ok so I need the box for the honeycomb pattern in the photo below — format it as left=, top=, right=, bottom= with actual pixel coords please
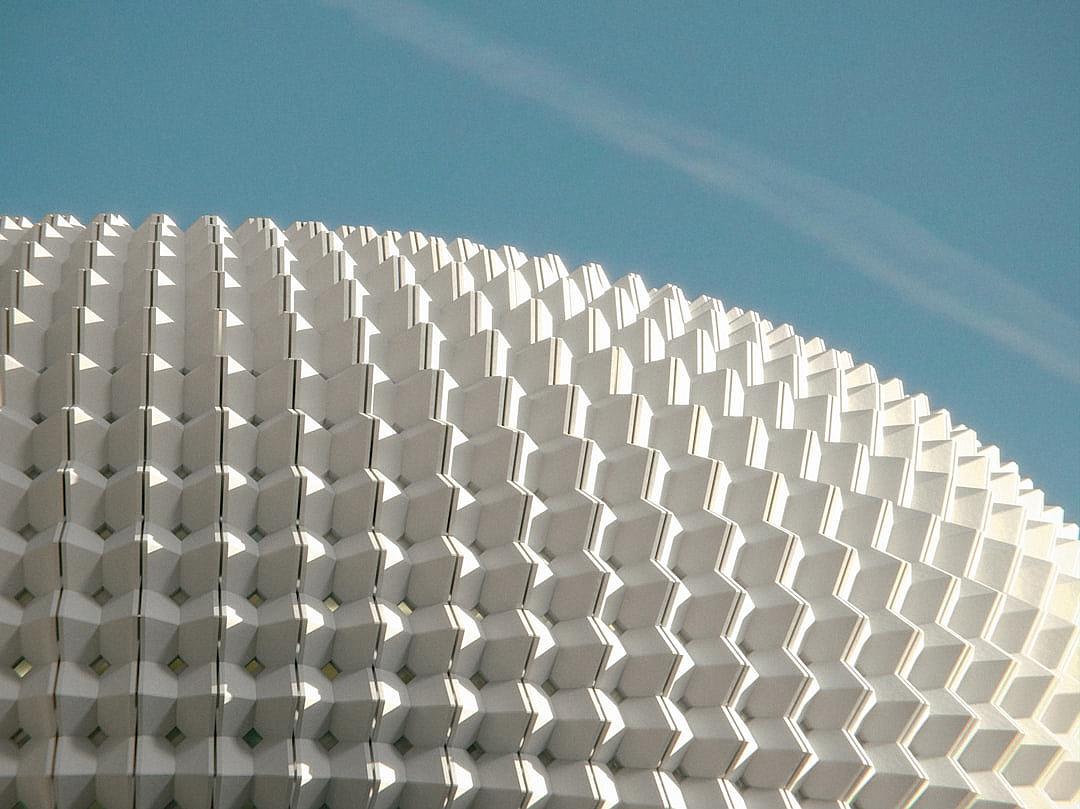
left=0, top=212, right=1077, bottom=809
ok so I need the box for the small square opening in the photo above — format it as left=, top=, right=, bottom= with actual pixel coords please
left=242, top=727, right=262, bottom=749
left=90, top=655, right=110, bottom=676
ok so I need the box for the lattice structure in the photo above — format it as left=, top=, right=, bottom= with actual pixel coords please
left=0, top=212, right=1077, bottom=809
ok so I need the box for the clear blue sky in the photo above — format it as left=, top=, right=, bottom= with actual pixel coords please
left=2, top=1, right=1077, bottom=516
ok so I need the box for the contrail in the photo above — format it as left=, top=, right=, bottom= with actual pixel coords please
left=326, top=0, right=1080, bottom=384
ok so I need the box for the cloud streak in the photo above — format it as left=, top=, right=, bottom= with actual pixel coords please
left=329, top=0, right=1080, bottom=384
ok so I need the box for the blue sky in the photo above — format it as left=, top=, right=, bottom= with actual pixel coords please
left=2, top=1, right=1077, bottom=515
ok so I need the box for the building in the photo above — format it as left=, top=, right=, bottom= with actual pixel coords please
left=0, top=212, right=1076, bottom=808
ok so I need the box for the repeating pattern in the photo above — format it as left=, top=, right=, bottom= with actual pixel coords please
left=0, top=212, right=1076, bottom=809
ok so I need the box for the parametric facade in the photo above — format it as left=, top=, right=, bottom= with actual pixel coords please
left=0, top=212, right=1077, bottom=809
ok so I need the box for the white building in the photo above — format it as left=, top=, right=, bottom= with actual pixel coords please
left=0, top=212, right=1076, bottom=808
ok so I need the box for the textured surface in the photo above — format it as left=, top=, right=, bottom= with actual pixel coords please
left=0, top=212, right=1077, bottom=809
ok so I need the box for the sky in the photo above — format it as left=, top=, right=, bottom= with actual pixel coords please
left=2, top=1, right=1077, bottom=517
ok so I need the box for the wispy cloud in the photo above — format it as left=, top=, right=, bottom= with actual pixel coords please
left=328, top=0, right=1080, bottom=384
